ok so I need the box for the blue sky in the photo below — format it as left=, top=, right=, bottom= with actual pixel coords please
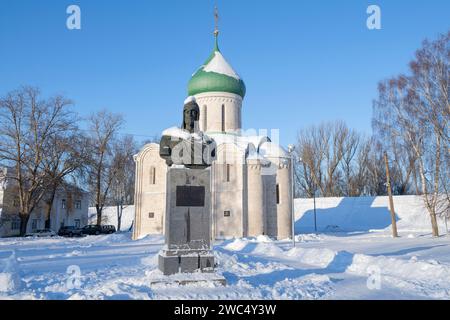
left=0, top=0, right=449, bottom=146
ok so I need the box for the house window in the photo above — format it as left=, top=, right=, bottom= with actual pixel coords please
left=148, top=212, right=154, bottom=219
left=224, top=211, right=231, bottom=217
left=276, top=184, right=280, bottom=204
left=150, top=167, right=156, bottom=185
left=74, top=219, right=81, bottom=228
left=226, top=164, right=231, bottom=182
left=75, top=200, right=81, bottom=210
left=62, top=199, right=66, bottom=209
left=221, top=104, right=225, bottom=132
left=11, top=220, right=20, bottom=230
left=31, top=219, right=38, bottom=231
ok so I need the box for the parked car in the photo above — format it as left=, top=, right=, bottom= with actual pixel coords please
left=58, top=226, right=83, bottom=237
left=81, top=225, right=102, bottom=235
left=25, top=229, right=57, bottom=238
left=81, top=224, right=116, bottom=235
left=101, top=225, right=116, bottom=234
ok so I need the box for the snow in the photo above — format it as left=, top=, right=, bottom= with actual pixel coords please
left=161, top=127, right=192, bottom=141
left=88, top=206, right=134, bottom=231
left=258, top=142, right=289, bottom=159
left=295, top=195, right=448, bottom=234
left=0, top=228, right=450, bottom=299
left=184, top=96, right=196, bottom=105
left=203, top=51, right=241, bottom=80
left=1, top=195, right=450, bottom=300
left=0, top=250, right=20, bottom=293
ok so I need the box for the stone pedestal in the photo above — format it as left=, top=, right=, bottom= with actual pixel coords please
left=158, top=167, right=217, bottom=276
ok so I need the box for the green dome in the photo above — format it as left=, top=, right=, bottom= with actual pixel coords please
left=188, top=38, right=246, bottom=98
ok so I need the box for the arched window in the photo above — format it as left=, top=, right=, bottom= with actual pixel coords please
left=223, top=163, right=231, bottom=182
left=276, top=184, right=280, bottom=204
left=203, top=105, right=207, bottom=131
left=150, top=166, right=156, bottom=185
left=221, top=104, right=225, bottom=132
left=237, top=106, right=241, bottom=128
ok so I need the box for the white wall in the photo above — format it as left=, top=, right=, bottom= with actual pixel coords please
left=195, top=92, right=243, bottom=133
left=88, top=205, right=135, bottom=231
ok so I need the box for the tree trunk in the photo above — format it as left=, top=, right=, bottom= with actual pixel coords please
left=418, top=158, right=439, bottom=237
left=384, top=152, right=399, bottom=238
left=117, top=203, right=122, bottom=232
left=45, top=187, right=57, bottom=229
left=430, top=210, right=439, bottom=237
left=96, top=205, right=102, bottom=226
left=431, top=132, right=441, bottom=237
left=19, top=213, right=30, bottom=236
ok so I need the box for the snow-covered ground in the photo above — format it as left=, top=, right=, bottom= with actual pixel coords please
left=0, top=230, right=449, bottom=300
left=0, top=195, right=449, bottom=300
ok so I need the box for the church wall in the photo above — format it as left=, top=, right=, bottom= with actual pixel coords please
left=263, top=173, right=278, bottom=237
left=246, top=159, right=265, bottom=237
left=133, top=144, right=167, bottom=240
left=213, top=144, right=245, bottom=238
left=194, top=92, right=242, bottom=133
left=276, top=162, right=293, bottom=239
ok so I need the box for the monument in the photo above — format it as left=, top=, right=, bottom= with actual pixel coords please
left=155, top=97, right=225, bottom=284
left=133, top=8, right=293, bottom=243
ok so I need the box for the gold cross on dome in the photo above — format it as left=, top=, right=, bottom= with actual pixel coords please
left=214, top=5, right=219, bottom=37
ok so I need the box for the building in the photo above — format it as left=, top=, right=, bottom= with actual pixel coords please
left=133, top=28, right=293, bottom=241
left=0, top=167, right=89, bottom=237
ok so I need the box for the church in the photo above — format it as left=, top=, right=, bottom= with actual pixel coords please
left=132, top=21, right=293, bottom=241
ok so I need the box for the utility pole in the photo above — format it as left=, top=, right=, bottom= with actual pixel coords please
left=313, top=185, right=317, bottom=234
left=384, top=152, right=399, bottom=238
left=288, top=145, right=296, bottom=248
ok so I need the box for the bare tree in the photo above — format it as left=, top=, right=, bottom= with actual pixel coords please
left=0, top=87, right=76, bottom=235
left=295, top=121, right=363, bottom=198
left=40, top=102, right=87, bottom=228
left=108, top=135, right=137, bottom=231
left=373, top=31, right=449, bottom=237
left=85, top=110, right=124, bottom=226
left=339, top=125, right=360, bottom=196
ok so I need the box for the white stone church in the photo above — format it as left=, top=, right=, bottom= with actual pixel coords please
left=132, top=32, right=293, bottom=241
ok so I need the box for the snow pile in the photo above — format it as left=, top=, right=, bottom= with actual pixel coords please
left=295, top=195, right=447, bottom=234
left=252, top=242, right=285, bottom=257
left=346, top=253, right=450, bottom=299
left=203, top=51, right=240, bottom=79
left=295, top=233, right=324, bottom=243
left=223, top=238, right=247, bottom=251
left=0, top=251, right=20, bottom=293
left=286, top=247, right=337, bottom=268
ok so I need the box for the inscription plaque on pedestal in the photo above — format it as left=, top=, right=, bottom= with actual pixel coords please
left=158, top=167, right=215, bottom=275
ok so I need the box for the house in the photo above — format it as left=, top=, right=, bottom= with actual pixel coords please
left=0, top=167, right=89, bottom=237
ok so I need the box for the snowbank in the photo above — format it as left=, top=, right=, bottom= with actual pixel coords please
left=0, top=251, right=20, bottom=293
left=295, top=195, right=447, bottom=234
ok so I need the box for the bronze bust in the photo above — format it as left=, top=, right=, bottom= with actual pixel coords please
left=159, top=98, right=216, bottom=168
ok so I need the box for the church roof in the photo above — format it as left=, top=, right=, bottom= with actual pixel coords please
left=188, top=37, right=246, bottom=98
